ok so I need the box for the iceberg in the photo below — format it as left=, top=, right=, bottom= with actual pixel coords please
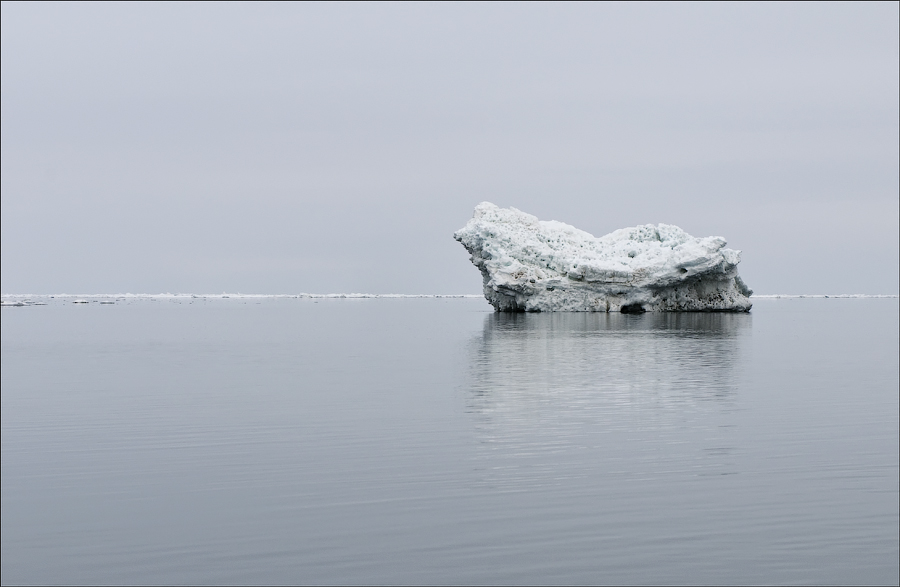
left=454, top=202, right=752, bottom=312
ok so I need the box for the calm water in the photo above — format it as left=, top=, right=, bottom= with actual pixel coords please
left=1, top=297, right=898, bottom=585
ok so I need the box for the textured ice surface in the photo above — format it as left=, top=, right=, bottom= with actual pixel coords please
left=454, top=202, right=753, bottom=312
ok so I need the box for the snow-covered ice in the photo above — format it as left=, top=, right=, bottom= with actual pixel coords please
left=454, top=202, right=753, bottom=312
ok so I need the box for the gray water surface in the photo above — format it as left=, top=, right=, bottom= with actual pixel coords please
left=2, top=298, right=898, bottom=584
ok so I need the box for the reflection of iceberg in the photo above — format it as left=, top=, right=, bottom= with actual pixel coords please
left=465, top=312, right=751, bottom=494
left=454, top=202, right=752, bottom=312
left=468, top=312, right=749, bottom=426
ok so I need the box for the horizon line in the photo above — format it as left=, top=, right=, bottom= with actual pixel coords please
left=2, top=293, right=898, bottom=299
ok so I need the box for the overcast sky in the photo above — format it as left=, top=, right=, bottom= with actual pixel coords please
left=2, top=2, right=897, bottom=294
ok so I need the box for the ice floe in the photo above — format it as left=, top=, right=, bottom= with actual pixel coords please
left=0, top=293, right=482, bottom=302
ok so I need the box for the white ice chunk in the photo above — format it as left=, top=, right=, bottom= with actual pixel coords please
left=454, top=202, right=753, bottom=312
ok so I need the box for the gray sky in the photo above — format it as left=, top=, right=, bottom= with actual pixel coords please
left=2, top=2, right=898, bottom=294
